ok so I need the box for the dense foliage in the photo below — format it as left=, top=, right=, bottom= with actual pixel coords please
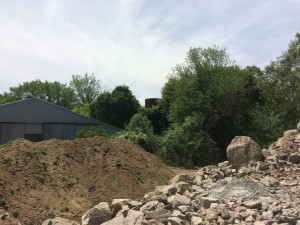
left=1, top=33, right=299, bottom=168
left=90, top=85, right=140, bottom=129
left=70, top=73, right=101, bottom=105
left=114, top=113, right=161, bottom=153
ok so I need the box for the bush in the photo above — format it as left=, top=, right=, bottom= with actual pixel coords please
left=114, top=131, right=161, bottom=154
left=76, top=127, right=107, bottom=138
left=159, top=116, right=220, bottom=168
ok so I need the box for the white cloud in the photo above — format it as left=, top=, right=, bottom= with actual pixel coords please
left=0, top=0, right=299, bottom=104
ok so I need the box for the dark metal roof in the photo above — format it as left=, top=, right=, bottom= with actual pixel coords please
left=0, top=96, right=119, bottom=130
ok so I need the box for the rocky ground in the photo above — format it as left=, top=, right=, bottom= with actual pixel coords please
left=40, top=123, right=300, bottom=225
left=0, top=137, right=175, bottom=225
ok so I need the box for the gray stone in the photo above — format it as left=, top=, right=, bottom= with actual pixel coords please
left=288, top=153, right=300, bottom=164
left=155, top=185, right=177, bottom=196
left=102, top=215, right=125, bottom=225
left=82, top=202, right=112, bottom=225
left=140, top=201, right=160, bottom=212
left=124, top=210, right=144, bottom=225
left=175, top=182, right=190, bottom=195
left=42, top=217, right=79, bottom=225
left=168, top=216, right=185, bottom=225
left=202, top=197, right=219, bottom=209
left=243, top=200, right=262, bottom=209
left=261, top=148, right=271, bottom=158
left=190, top=216, right=203, bottom=225
left=297, top=122, right=300, bottom=133
left=168, top=193, right=191, bottom=209
left=171, top=174, right=194, bottom=184
left=227, top=136, right=263, bottom=169
left=145, top=209, right=172, bottom=223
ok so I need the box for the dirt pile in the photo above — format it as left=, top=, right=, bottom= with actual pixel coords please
left=0, top=137, right=175, bottom=225
left=75, top=125, right=300, bottom=225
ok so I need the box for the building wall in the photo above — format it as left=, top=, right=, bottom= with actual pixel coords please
left=0, top=122, right=111, bottom=145
left=0, top=97, right=121, bottom=145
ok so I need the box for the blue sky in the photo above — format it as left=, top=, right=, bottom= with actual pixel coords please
left=0, top=0, right=299, bottom=104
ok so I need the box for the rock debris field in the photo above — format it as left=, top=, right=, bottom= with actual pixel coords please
left=2, top=122, right=300, bottom=225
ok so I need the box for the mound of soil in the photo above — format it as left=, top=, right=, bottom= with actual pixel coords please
left=0, top=137, right=175, bottom=225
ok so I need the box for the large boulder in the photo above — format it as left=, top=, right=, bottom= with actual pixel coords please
left=227, top=136, right=263, bottom=169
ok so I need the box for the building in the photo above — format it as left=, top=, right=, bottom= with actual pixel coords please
left=0, top=96, right=120, bottom=145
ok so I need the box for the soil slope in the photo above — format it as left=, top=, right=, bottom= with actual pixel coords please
left=0, top=137, right=175, bottom=225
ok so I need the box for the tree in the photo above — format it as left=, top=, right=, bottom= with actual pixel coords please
left=263, top=33, right=300, bottom=128
left=0, top=92, right=16, bottom=105
left=160, top=115, right=219, bottom=167
left=70, top=73, right=101, bottom=105
left=114, top=113, right=160, bottom=153
left=9, top=80, right=76, bottom=109
left=160, top=46, right=264, bottom=164
left=90, top=85, right=140, bottom=128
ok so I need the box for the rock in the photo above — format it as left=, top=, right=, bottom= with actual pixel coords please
left=101, top=215, right=125, bottom=225
left=140, top=201, right=160, bottom=212
left=297, top=122, right=300, bottom=132
left=111, top=199, right=139, bottom=216
left=82, top=202, right=112, bottom=225
left=154, top=185, right=177, bottom=196
left=89, top=124, right=300, bottom=225
left=190, top=216, right=203, bottom=225
left=202, top=197, right=219, bottom=209
left=168, top=216, right=185, bottom=225
left=124, top=210, right=144, bottom=225
left=145, top=209, right=172, bottom=223
left=284, top=129, right=297, bottom=137
left=288, top=153, right=300, bottom=164
left=141, top=220, right=163, bottom=225
left=262, top=148, right=271, bottom=157
left=42, top=217, right=79, bottom=225
left=175, top=182, right=190, bottom=195
left=167, top=193, right=191, bottom=209
left=227, top=136, right=263, bottom=169
left=243, top=200, right=262, bottom=209
left=171, top=174, right=194, bottom=184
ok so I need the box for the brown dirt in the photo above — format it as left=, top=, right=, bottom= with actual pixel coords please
left=0, top=137, right=175, bottom=225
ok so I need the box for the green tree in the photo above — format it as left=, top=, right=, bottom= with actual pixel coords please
left=263, top=33, right=300, bottom=128
left=160, top=115, right=219, bottom=167
left=9, top=80, right=76, bottom=109
left=90, top=85, right=140, bottom=128
left=137, top=105, right=169, bottom=135
left=114, top=113, right=160, bottom=153
left=70, top=73, right=101, bottom=105
left=0, top=92, right=16, bottom=105
left=126, top=113, right=154, bottom=134
left=160, top=46, right=264, bottom=164
left=73, top=102, right=91, bottom=117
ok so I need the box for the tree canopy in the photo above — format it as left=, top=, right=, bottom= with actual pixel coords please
left=90, top=85, right=140, bottom=128
left=70, top=73, right=101, bottom=105
left=6, top=80, right=76, bottom=109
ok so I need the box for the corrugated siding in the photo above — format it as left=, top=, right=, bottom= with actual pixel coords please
left=43, top=124, right=75, bottom=140
left=0, top=124, right=24, bottom=144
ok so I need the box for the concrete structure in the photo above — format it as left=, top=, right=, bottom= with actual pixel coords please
left=0, top=96, right=120, bottom=144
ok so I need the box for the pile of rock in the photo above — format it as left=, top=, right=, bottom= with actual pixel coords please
left=42, top=124, right=300, bottom=225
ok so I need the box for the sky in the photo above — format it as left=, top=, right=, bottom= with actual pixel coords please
left=0, top=0, right=299, bottom=105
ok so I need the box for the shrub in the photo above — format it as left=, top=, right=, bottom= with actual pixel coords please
left=114, top=131, right=161, bottom=154
left=114, top=113, right=161, bottom=153
left=76, top=127, right=107, bottom=138
left=159, top=116, right=220, bottom=168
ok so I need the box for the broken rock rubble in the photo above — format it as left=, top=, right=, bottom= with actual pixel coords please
left=44, top=123, right=300, bottom=225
